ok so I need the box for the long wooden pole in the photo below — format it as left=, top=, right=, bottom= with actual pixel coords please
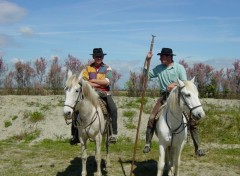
left=129, top=34, right=156, bottom=176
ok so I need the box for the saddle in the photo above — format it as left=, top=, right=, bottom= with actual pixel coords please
left=155, top=103, right=167, bottom=120
left=98, top=98, right=109, bottom=117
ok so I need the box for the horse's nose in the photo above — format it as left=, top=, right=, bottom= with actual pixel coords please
left=63, top=111, right=71, bottom=117
left=196, top=111, right=205, bottom=119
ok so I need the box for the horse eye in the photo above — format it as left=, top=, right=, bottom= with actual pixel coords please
left=185, top=94, right=191, bottom=97
left=76, top=89, right=79, bottom=93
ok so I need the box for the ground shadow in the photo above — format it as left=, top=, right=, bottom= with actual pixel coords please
left=119, top=158, right=170, bottom=176
left=56, top=156, right=107, bottom=176
left=119, top=158, right=159, bottom=176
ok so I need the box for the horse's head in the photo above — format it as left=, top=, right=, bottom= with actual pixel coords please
left=63, top=70, right=83, bottom=120
left=63, top=70, right=100, bottom=121
left=177, top=77, right=205, bottom=121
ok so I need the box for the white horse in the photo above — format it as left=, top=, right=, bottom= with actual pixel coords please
left=155, top=78, right=205, bottom=176
left=63, top=70, right=110, bottom=176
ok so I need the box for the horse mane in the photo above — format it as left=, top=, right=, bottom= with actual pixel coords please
left=167, top=80, right=198, bottom=110
left=81, top=78, right=99, bottom=108
left=66, top=73, right=99, bottom=108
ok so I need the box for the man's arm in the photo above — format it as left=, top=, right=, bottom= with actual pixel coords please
left=88, top=79, right=109, bottom=88
left=144, top=52, right=153, bottom=69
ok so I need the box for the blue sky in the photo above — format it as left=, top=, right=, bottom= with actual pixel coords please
left=0, top=0, right=240, bottom=86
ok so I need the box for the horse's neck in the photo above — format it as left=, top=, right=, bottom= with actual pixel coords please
left=76, top=101, right=99, bottom=123
left=166, top=97, right=183, bottom=128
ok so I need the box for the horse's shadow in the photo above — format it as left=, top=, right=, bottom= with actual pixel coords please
left=56, top=156, right=107, bottom=176
left=119, top=158, right=169, bottom=176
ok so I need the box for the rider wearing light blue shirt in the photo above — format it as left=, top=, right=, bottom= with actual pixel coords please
left=142, top=48, right=205, bottom=157
left=148, top=62, right=187, bottom=92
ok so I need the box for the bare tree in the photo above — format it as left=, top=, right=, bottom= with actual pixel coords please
left=64, top=54, right=85, bottom=75
left=34, top=57, right=47, bottom=85
left=111, top=69, right=122, bottom=91
left=0, top=57, right=8, bottom=87
left=46, top=57, right=64, bottom=93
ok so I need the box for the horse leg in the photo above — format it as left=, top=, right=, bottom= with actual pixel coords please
left=173, top=144, right=184, bottom=176
left=80, top=138, right=88, bottom=176
left=105, top=134, right=111, bottom=167
left=157, top=145, right=165, bottom=176
left=95, top=134, right=102, bottom=176
left=168, top=147, right=175, bottom=176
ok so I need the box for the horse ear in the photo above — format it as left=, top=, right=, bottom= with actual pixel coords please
left=177, top=79, right=185, bottom=87
left=78, top=70, right=83, bottom=81
left=67, top=70, right=72, bottom=78
left=191, top=76, right=195, bottom=83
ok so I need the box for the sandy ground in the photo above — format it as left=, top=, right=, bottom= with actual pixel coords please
left=0, top=95, right=151, bottom=142
left=1, top=95, right=240, bottom=142
left=0, top=95, right=240, bottom=176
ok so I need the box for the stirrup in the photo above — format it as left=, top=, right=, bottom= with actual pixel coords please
left=195, top=149, right=205, bottom=156
left=143, top=144, right=151, bottom=153
left=109, top=134, right=117, bottom=143
left=69, top=137, right=79, bottom=145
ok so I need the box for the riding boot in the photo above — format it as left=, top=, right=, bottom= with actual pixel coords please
left=143, top=127, right=154, bottom=153
left=190, top=127, right=205, bottom=156
left=70, top=121, right=80, bottom=145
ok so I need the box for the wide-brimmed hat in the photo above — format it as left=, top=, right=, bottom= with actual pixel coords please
left=90, top=48, right=107, bottom=57
left=157, top=48, right=176, bottom=56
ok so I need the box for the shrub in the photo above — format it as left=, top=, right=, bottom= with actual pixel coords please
left=29, top=111, right=44, bottom=123
left=4, top=121, right=12, bottom=128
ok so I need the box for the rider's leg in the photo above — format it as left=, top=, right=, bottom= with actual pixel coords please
left=106, top=95, right=118, bottom=142
left=70, top=112, right=80, bottom=145
left=143, top=99, right=162, bottom=153
left=190, top=120, right=205, bottom=156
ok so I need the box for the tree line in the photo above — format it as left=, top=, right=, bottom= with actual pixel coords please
left=0, top=55, right=240, bottom=99
left=0, top=55, right=121, bottom=95
left=125, top=59, right=240, bottom=99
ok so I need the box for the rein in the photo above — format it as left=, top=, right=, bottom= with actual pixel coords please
left=63, top=83, right=83, bottom=125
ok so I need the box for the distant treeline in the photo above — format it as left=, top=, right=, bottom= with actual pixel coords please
left=0, top=56, right=240, bottom=99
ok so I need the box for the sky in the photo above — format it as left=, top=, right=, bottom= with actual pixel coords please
left=0, top=0, right=240, bottom=87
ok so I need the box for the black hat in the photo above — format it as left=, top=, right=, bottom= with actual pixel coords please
left=157, top=48, right=176, bottom=56
left=90, top=48, right=107, bottom=57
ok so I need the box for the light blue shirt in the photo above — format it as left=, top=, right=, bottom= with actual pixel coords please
left=145, top=62, right=187, bottom=92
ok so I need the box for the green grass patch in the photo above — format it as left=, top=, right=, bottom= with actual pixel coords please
left=12, top=115, right=18, bottom=120
left=199, top=104, right=240, bottom=144
left=4, top=120, right=12, bottom=128
left=29, top=111, right=44, bottom=123
left=123, top=110, right=136, bottom=118
left=4, top=130, right=41, bottom=143
left=40, top=104, right=50, bottom=111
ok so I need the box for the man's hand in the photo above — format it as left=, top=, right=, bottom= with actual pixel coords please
left=167, top=83, right=177, bottom=92
left=146, top=51, right=153, bottom=61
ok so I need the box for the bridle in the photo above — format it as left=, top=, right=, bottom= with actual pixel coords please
left=166, top=85, right=203, bottom=147
left=178, top=85, right=202, bottom=119
left=63, top=82, right=83, bottom=124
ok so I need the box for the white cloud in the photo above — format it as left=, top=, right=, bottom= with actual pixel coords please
left=0, top=1, right=26, bottom=24
left=19, top=26, right=34, bottom=37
